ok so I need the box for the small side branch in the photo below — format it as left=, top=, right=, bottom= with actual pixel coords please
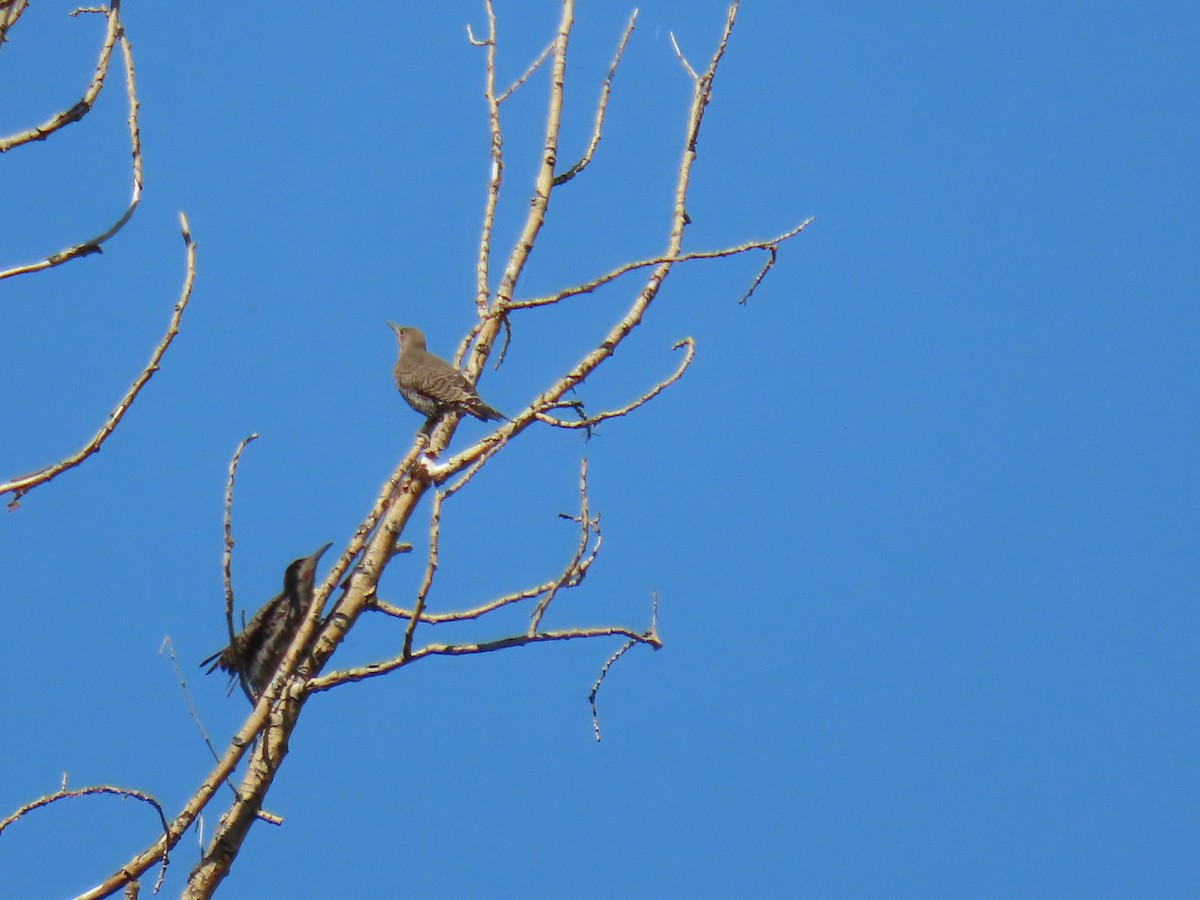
left=1, top=213, right=197, bottom=508
left=369, top=496, right=603, bottom=627
left=536, top=337, right=694, bottom=431
left=0, top=4, right=144, bottom=279
left=504, top=220, right=812, bottom=311
left=529, top=457, right=596, bottom=632
left=221, top=434, right=260, bottom=704
left=0, top=2, right=121, bottom=154
left=401, top=490, right=443, bottom=660
left=553, top=9, right=638, bottom=186
left=309, top=626, right=661, bottom=693
left=668, top=30, right=698, bottom=80
left=159, top=637, right=283, bottom=825
left=738, top=244, right=778, bottom=305
left=0, top=776, right=171, bottom=893
left=470, top=0, right=502, bottom=315
left=498, top=41, right=552, bottom=102
left=590, top=590, right=659, bottom=742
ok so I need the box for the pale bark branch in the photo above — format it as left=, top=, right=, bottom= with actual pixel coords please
left=0, top=776, right=171, bottom=894
left=553, top=9, right=637, bottom=186
left=0, top=2, right=144, bottom=280
left=0, top=0, right=31, bottom=52
left=504, top=219, right=812, bottom=311
left=0, top=2, right=120, bottom=154
left=498, top=40, right=553, bottom=102
left=1, top=213, right=197, bottom=507
left=308, top=625, right=660, bottom=693
left=535, top=337, right=695, bottom=431
left=668, top=30, right=698, bottom=80
left=221, top=435, right=261, bottom=704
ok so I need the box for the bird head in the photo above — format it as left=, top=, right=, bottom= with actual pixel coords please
left=386, top=322, right=426, bottom=355
left=282, top=542, right=333, bottom=600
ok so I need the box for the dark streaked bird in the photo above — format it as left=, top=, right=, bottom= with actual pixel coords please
left=387, top=323, right=505, bottom=423
left=201, top=542, right=332, bottom=702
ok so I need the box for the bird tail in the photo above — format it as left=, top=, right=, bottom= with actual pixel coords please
left=467, top=399, right=506, bottom=422
left=199, top=648, right=228, bottom=674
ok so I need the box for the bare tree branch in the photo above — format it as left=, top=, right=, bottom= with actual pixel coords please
left=159, top=637, right=284, bottom=826
left=498, top=40, right=552, bottom=102
left=0, top=2, right=121, bottom=154
left=737, top=243, right=779, bottom=304
left=0, top=776, right=171, bottom=893
left=553, top=9, right=637, bottom=186
left=668, top=30, right=698, bottom=80
left=401, top=489, right=443, bottom=660
left=0, top=0, right=31, bottom=52
left=221, top=435, right=261, bottom=704
left=504, top=220, right=812, bottom=311
left=0, top=1, right=144, bottom=280
left=529, top=457, right=596, bottom=631
left=470, top=0, right=502, bottom=316
left=310, top=626, right=660, bottom=693
left=1, top=213, right=197, bottom=508
left=535, top=337, right=695, bottom=431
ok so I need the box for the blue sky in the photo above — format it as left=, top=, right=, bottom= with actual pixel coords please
left=1, top=1, right=1197, bottom=896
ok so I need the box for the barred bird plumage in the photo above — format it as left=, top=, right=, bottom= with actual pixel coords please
left=201, top=542, right=332, bottom=702
left=387, top=323, right=505, bottom=423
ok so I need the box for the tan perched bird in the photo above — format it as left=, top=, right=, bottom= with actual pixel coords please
left=387, top=323, right=505, bottom=423
left=201, top=542, right=332, bottom=702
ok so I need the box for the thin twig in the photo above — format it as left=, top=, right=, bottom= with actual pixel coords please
left=529, top=457, right=593, bottom=632
left=1, top=212, right=197, bottom=507
left=159, top=636, right=283, bottom=826
left=309, top=625, right=660, bottom=693
left=589, top=590, right=659, bottom=740
left=498, top=41, right=553, bottom=102
left=370, top=496, right=604, bottom=626
left=472, top=0, right=502, bottom=316
left=402, top=490, right=443, bottom=659
left=0, top=1, right=120, bottom=154
left=0, top=3, right=144, bottom=279
left=535, top=337, right=695, bottom=430
left=554, top=9, right=637, bottom=186
left=0, top=777, right=172, bottom=892
left=589, top=639, right=635, bottom=741
left=668, top=30, right=697, bottom=80
left=504, top=220, right=812, bottom=311
left=221, top=434, right=260, bottom=704
left=738, top=244, right=778, bottom=305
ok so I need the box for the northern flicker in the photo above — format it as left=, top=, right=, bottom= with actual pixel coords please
left=387, top=323, right=505, bottom=423
left=201, top=542, right=332, bottom=702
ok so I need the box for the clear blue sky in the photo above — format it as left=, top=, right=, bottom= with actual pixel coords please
left=2, top=1, right=1197, bottom=897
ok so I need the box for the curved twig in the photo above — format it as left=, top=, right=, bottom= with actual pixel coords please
left=0, top=3, right=144, bottom=280
left=0, top=776, right=171, bottom=892
left=553, top=9, right=637, bottom=186
left=1, top=213, right=197, bottom=507
left=0, top=2, right=121, bottom=154
left=536, top=337, right=695, bottom=430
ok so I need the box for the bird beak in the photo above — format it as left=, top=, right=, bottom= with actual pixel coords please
left=386, top=321, right=401, bottom=335
left=311, top=542, right=333, bottom=562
